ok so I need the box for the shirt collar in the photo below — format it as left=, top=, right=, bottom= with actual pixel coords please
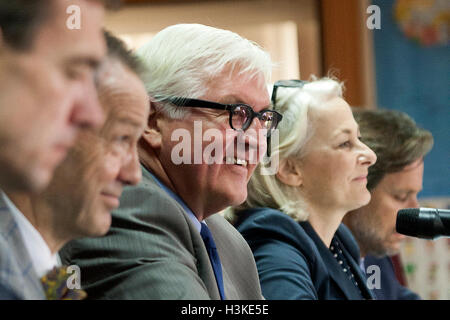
left=1, top=192, right=60, bottom=278
left=359, top=257, right=366, bottom=273
left=148, top=171, right=202, bottom=233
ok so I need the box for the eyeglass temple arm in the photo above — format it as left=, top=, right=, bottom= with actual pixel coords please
left=163, top=97, right=230, bottom=111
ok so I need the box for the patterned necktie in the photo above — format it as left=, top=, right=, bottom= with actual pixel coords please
left=200, top=223, right=226, bottom=300
left=40, top=266, right=87, bottom=300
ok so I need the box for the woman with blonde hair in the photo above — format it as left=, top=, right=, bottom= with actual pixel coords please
left=233, top=78, right=377, bottom=299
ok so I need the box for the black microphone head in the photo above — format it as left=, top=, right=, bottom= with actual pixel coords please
left=396, top=208, right=421, bottom=237
left=396, top=207, right=449, bottom=240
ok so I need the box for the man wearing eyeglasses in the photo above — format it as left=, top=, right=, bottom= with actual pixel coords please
left=60, top=24, right=280, bottom=299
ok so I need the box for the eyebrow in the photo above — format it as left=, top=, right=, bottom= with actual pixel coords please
left=219, top=95, right=271, bottom=110
left=115, top=116, right=144, bottom=129
left=69, top=56, right=102, bottom=70
left=333, top=129, right=352, bottom=138
left=218, top=95, right=243, bottom=104
left=333, top=126, right=361, bottom=138
left=395, top=188, right=423, bottom=195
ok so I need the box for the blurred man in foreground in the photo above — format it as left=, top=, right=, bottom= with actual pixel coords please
left=0, top=31, right=149, bottom=299
left=0, top=0, right=106, bottom=192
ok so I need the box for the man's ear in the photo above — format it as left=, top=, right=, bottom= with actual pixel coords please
left=276, top=158, right=303, bottom=187
left=141, top=101, right=162, bottom=149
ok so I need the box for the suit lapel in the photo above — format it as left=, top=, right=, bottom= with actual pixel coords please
left=0, top=195, right=45, bottom=299
left=336, top=228, right=376, bottom=300
left=301, top=221, right=365, bottom=300
left=142, top=168, right=221, bottom=299
left=205, top=215, right=240, bottom=299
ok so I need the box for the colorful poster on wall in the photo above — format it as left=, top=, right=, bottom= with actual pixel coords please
left=372, top=0, right=449, bottom=198
left=394, top=0, right=449, bottom=47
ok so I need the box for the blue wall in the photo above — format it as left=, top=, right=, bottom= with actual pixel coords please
left=372, top=0, right=449, bottom=197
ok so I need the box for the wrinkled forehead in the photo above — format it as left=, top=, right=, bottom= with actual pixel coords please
left=98, top=67, right=149, bottom=128
left=206, top=68, right=270, bottom=108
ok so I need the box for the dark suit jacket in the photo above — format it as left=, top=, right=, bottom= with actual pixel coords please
left=363, top=255, right=420, bottom=300
left=59, top=165, right=263, bottom=299
left=235, top=207, right=375, bottom=300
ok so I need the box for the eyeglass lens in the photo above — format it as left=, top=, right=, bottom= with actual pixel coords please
left=231, top=105, right=276, bottom=132
left=231, top=106, right=251, bottom=130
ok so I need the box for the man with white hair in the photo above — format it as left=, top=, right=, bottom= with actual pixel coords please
left=60, top=23, right=281, bottom=299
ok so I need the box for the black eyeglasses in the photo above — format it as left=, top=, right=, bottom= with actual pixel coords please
left=160, top=96, right=283, bottom=137
left=271, top=79, right=308, bottom=107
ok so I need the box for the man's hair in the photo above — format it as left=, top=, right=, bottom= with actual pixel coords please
left=0, top=0, right=120, bottom=51
left=240, top=77, right=343, bottom=221
left=136, top=23, right=273, bottom=119
left=353, top=108, right=433, bottom=190
left=103, top=30, right=146, bottom=81
left=0, top=0, right=50, bottom=50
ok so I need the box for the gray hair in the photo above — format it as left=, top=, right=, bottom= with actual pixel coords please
left=241, top=76, right=344, bottom=221
left=136, top=23, right=272, bottom=119
left=103, top=30, right=147, bottom=82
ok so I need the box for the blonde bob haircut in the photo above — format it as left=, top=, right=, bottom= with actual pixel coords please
left=237, top=76, right=344, bottom=222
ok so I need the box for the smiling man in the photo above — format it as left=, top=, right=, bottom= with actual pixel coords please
left=343, top=108, right=433, bottom=300
left=60, top=24, right=278, bottom=299
left=0, top=31, right=148, bottom=299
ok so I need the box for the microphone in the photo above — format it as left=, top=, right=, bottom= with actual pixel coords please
left=396, top=208, right=450, bottom=240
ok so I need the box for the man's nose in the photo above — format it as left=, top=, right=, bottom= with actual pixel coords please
left=71, top=80, right=105, bottom=130
left=408, top=195, right=420, bottom=208
left=118, top=148, right=142, bottom=186
left=236, top=123, right=267, bottom=163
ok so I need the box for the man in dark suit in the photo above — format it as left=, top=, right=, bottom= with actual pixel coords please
left=0, top=0, right=107, bottom=193
left=0, top=32, right=148, bottom=299
left=344, top=109, right=433, bottom=300
left=60, top=23, right=280, bottom=299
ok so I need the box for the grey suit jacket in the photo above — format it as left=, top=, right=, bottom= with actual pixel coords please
left=60, top=165, right=264, bottom=299
left=0, top=193, right=45, bottom=300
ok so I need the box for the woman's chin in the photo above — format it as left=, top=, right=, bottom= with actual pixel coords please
left=348, top=191, right=372, bottom=212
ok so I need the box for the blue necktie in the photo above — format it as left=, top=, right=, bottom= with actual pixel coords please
left=200, top=223, right=226, bottom=300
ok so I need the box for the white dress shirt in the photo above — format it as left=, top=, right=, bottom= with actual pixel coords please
left=1, top=192, right=60, bottom=278
left=359, top=257, right=366, bottom=274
